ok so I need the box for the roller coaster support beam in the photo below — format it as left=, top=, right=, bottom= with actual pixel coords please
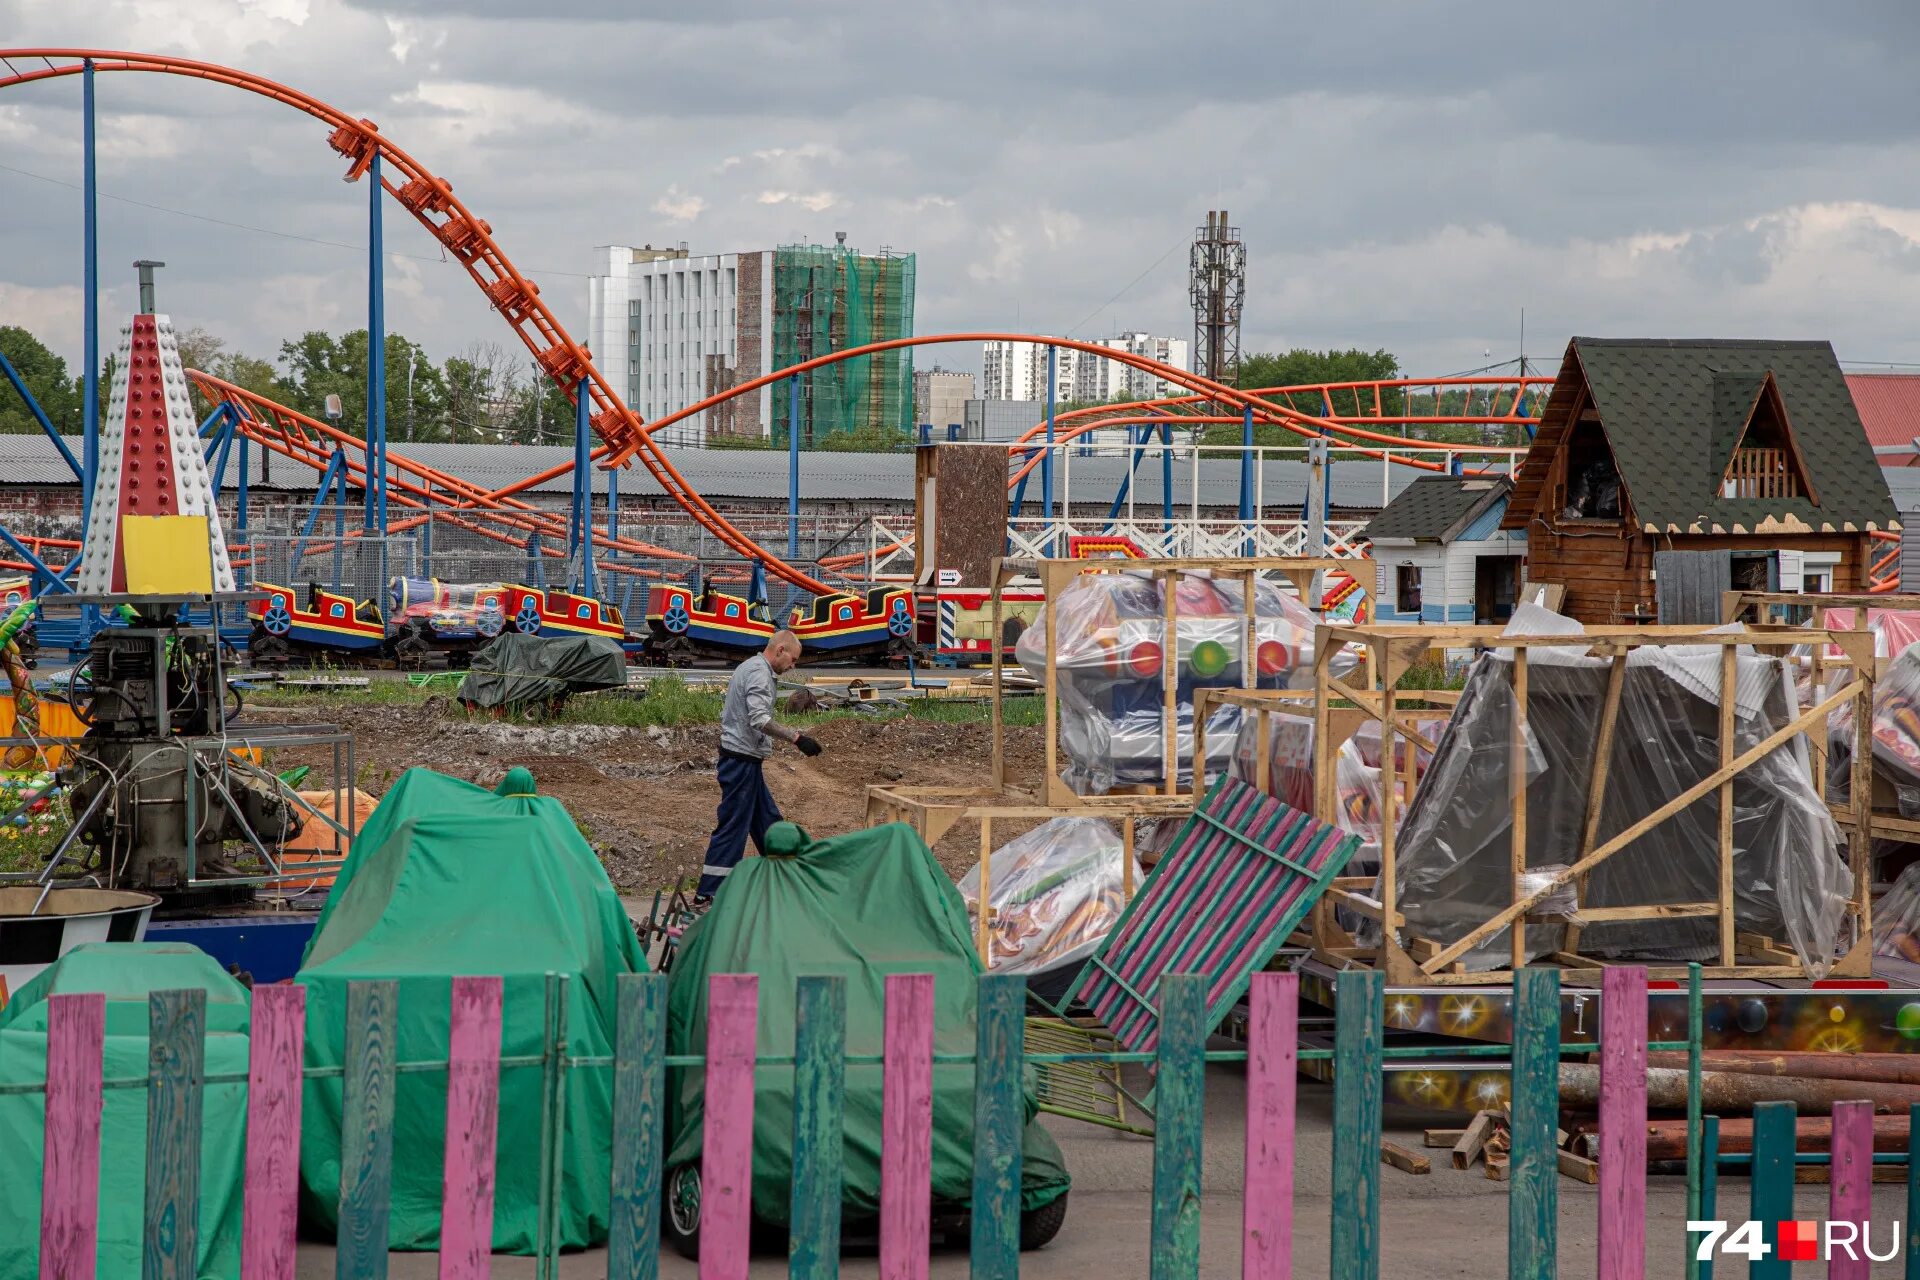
left=292, top=448, right=350, bottom=568
left=81, top=58, right=98, bottom=528
left=365, top=152, right=387, bottom=538
left=607, top=462, right=619, bottom=546
left=572, top=375, right=594, bottom=597
left=237, top=430, right=251, bottom=587
left=787, top=372, right=801, bottom=564
left=0, top=350, right=83, bottom=481
left=0, top=524, right=72, bottom=597
left=1044, top=344, right=1057, bottom=556
left=1162, top=420, right=1174, bottom=532
left=1240, top=403, right=1255, bottom=555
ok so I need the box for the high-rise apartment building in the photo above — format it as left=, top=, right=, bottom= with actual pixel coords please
left=979, top=333, right=1190, bottom=404
left=914, top=367, right=976, bottom=430
left=587, top=239, right=916, bottom=445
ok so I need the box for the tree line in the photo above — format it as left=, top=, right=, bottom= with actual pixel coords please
left=0, top=324, right=581, bottom=446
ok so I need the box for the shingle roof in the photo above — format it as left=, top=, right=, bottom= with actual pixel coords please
left=1505, top=338, right=1899, bottom=534
left=1362, top=474, right=1512, bottom=542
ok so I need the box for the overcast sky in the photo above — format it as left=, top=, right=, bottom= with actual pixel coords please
left=4, top=0, right=1920, bottom=386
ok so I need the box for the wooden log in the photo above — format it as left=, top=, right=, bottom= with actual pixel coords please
left=1641, top=1114, right=1910, bottom=1161
left=1380, top=1142, right=1431, bottom=1175
left=1559, top=1063, right=1920, bottom=1115
left=1423, top=1128, right=1468, bottom=1148
left=1645, top=1050, right=1920, bottom=1087
left=1485, top=1154, right=1511, bottom=1182
left=1557, top=1151, right=1600, bottom=1185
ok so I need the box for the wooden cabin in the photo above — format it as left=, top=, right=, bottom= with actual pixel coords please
left=1364, top=474, right=1525, bottom=623
left=1500, top=337, right=1900, bottom=624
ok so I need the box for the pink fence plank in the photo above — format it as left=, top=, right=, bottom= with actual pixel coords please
left=241, top=983, right=306, bottom=1280
left=702, top=974, right=758, bottom=1280
left=880, top=974, right=935, bottom=1280
left=1242, top=971, right=1297, bottom=1280
left=1597, top=967, right=1648, bottom=1280
left=39, top=992, right=105, bottom=1280
left=439, top=976, right=505, bottom=1280
left=1828, top=1100, right=1873, bottom=1280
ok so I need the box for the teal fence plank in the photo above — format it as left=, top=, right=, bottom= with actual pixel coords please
left=970, top=974, right=1025, bottom=1280
left=144, top=988, right=206, bottom=1280
left=790, top=976, right=847, bottom=1280
left=1150, top=973, right=1206, bottom=1280
left=1509, top=967, right=1560, bottom=1280
left=536, top=973, right=571, bottom=1280
left=1909, top=1103, right=1920, bottom=1280
left=1749, top=1101, right=1796, bottom=1280
left=609, top=973, right=669, bottom=1280
left=1700, top=1117, right=1720, bottom=1280
left=1330, top=968, right=1382, bottom=1280
left=336, top=980, right=398, bottom=1280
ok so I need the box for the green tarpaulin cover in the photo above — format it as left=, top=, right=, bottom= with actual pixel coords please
left=296, top=766, right=647, bottom=1253
left=0, top=943, right=251, bottom=1280
left=666, top=821, right=1070, bottom=1226
left=457, top=633, right=627, bottom=711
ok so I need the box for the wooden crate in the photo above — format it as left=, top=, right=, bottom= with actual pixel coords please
left=1305, top=621, right=1878, bottom=985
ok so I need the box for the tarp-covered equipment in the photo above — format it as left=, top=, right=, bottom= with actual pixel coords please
left=457, top=632, right=627, bottom=711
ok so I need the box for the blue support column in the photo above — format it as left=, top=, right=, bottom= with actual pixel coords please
left=81, top=59, right=99, bottom=526
left=573, top=376, right=595, bottom=597
left=365, top=152, right=387, bottom=535
left=787, top=372, right=801, bottom=562
left=1240, top=404, right=1255, bottom=556
left=607, top=461, right=620, bottom=545
left=1161, top=420, right=1174, bottom=533
left=0, top=350, right=83, bottom=479
left=1043, top=345, right=1057, bottom=556
left=236, top=432, right=250, bottom=587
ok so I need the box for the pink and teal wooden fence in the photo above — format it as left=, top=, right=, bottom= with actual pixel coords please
left=24, top=964, right=1721, bottom=1279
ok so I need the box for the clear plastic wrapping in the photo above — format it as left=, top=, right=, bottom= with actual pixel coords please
left=1828, top=644, right=1920, bottom=818
left=955, top=818, right=1143, bottom=975
left=1016, top=569, right=1341, bottom=794
left=1377, top=619, right=1851, bottom=975
left=1872, top=861, right=1920, bottom=962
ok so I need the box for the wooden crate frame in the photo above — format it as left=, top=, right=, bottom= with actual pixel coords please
left=1304, top=620, right=1878, bottom=985
left=865, top=554, right=1367, bottom=963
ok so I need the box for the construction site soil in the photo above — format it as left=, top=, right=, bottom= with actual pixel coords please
left=254, top=698, right=1047, bottom=892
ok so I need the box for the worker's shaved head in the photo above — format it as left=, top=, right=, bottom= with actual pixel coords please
left=766, top=629, right=802, bottom=672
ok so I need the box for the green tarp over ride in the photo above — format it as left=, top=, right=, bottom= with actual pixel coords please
left=0, top=943, right=251, bottom=1280
left=457, top=633, right=627, bottom=711
left=296, top=766, right=646, bottom=1253
left=666, top=821, right=1070, bottom=1226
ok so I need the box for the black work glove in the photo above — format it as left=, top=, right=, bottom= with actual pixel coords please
left=796, top=734, right=823, bottom=757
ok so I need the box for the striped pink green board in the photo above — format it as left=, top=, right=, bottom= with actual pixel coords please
left=1060, top=774, right=1360, bottom=1055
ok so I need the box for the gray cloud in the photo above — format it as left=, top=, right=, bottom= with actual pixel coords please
left=5, top=0, right=1920, bottom=392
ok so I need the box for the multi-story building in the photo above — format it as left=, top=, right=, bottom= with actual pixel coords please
left=979, top=332, right=1191, bottom=404
left=913, top=368, right=976, bottom=431
left=587, top=239, right=916, bottom=445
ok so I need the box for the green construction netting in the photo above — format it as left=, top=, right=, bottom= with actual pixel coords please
left=665, top=820, right=1069, bottom=1226
left=296, top=767, right=647, bottom=1253
left=0, top=943, right=252, bottom=1280
left=770, top=243, right=916, bottom=446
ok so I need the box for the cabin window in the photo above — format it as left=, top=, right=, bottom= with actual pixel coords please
left=1560, top=419, right=1622, bottom=520
left=838, top=605, right=854, bottom=621
left=577, top=604, right=592, bottom=619
left=725, top=603, right=739, bottom=618
left=329, top=603, right=346, bottom=618
left=1395, top=565, right=1423, bottom=615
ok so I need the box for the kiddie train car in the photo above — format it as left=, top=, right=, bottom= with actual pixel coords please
left=388, top=578, right=510, bottom=666
left=1015, top=569, right=1321, bottom=794
left=642, top=584, right=773, bottom=663
left=247, top=581, right=387, bottom=662
left=499, top=584, right=626, bottom=641
left=787, top=587, right=916, bottom=657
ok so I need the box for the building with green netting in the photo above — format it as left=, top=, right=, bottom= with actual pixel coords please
left=588, top=239, right=916, bottom=447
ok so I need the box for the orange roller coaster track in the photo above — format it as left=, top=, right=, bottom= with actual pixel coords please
left=2, top=48, right=1559, bottom=594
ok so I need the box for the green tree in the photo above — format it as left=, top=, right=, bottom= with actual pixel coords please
left=0, top=326, right=83, bottom=434
left=278, top=330, right=447, bottom=440
left=1200, top=347, right=1406, bottom=446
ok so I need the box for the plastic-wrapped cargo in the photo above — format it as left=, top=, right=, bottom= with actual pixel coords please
left=1015, top=568, right=1332, bottom=794
left=956, top=817, right=1142, bottom=977
left=1873, top=861, right=1920, bottom=962
left=1373, top=614, right=1851, bottom=974
left=1827, top=644, right=1920, bottom=819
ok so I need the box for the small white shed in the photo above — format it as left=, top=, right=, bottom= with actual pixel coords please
left=1364, top=475, right=1527, bottom=623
